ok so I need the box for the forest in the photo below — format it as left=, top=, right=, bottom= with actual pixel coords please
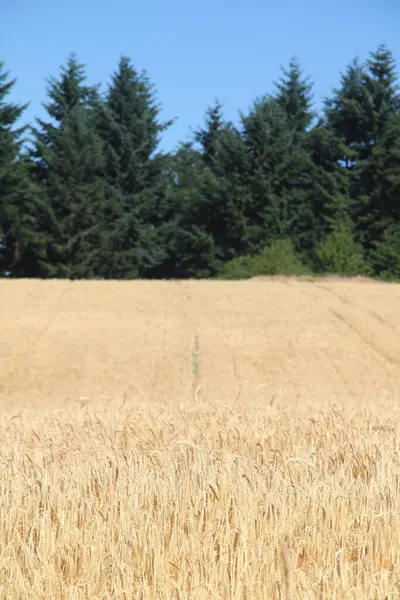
left=1, top=45, right=400, bottom=280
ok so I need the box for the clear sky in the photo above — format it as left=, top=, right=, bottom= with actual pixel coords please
left=2, top=0, right=399, bottom=152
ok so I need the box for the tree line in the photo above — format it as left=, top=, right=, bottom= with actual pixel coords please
left=1, top=45, right=400, bottom=280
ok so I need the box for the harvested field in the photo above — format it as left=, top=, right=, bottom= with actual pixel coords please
left=0, top=278, right=400, bottom=598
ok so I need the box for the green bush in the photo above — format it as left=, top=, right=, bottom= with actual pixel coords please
left=316, top=222, right=366, bottom=276
left=218, top=238, right=310, bottom=280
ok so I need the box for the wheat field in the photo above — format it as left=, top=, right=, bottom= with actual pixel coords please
left=1, top=277, right=400, bottom=599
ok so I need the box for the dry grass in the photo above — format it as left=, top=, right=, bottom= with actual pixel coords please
left=0, top=278, right=400, bottom=598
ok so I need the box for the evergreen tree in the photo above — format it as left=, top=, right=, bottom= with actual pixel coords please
left=36, top=106, right=109, bottom=278
left=357, top=50, right=400, bottom=254
left=192, top=101, right=249, bottom=264
left=241, top=96, right=291, bottom=249
left=30, top=55, right=109, bottom=278
left=0, top=61, right=44, bottom=277
left=325, top=45, right=400, bottom=258
left=97, top=56, right=173, bottom=278
left=31, top=53, right=100, bottom=179
left=163, top=143, right=217, bottom=277
left=275, top=58, right=314, bottom=134
left=370, top=222, right=400, bottom=280
left=358, top=113, right=400, bottom=243
left=274, top=58, right=357, bottom=265
left=305, top=119, right=354, bottom=253
left=358, top=113, right=400, bottom=277
left=194, top=100, right=225, bottom=165
left=163, top=100, right=250, bottom=278
left=363, top=45, right=400, bottom=147
left=241, top=95, right=317, bottom=258
left=324, top=57, right=370, bottom=169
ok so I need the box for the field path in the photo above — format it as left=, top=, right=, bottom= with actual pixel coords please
left=1, top=277, right=400, bottom=409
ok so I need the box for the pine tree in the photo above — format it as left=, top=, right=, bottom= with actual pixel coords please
left=241, top=95, right=318, bottom=258
left=31, top=53, right=100, bottom=178
left=194, top=100, right=225, bottom=166
left=164, top=100, right=250, bottom=278
left=162, top=143, right=217, bottom=277
left=274, top=59, right=354, bottom=263
left=324, top=57, right=370, bottom=169
left=363, top=45, right=400, bottom=147
left=358, top=113, right=400, bottom=238
left=97, top=56, right=173, bottom=278
left=370, top=223, right=400, bottom=280
left=325, top=45, right=400, bottom=259
left=30, top=55, right=109, bottom=278
left=191, top=101, right=249, bottom=264
left=305, top=119, right=354, bottom=252
left=381, top=114, right=400, bottom=222
left=356, top=47, right=400, bottom=255
left=275, top=58, right=314, bottom=134
left=37, top=106, right=109, bottom=278
left=0, top=61, right=44, bottom=277
left=241, top=96, right=290, bottom=249
left=358, top=113, right=400, bottom=277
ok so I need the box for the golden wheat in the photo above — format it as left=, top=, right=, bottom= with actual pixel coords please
left=0, top=278, right=399, bottom=598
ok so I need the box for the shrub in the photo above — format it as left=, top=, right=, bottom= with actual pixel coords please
left=219, top=238, right=310, bottom=279
left=316, top=222, right=366, bottom=276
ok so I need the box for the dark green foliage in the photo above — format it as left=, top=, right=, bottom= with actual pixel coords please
left=275, top=58, right=314, bottom=134
left=192, top=102, right=249, bottom=262
left=357, top=113, right=400, bottom=252
left=364, top=45, right=400, bottom=143
left=30, top=55, right=109, bottom=278
left=241, top=94, right=320, bottom=260
left=241, top=96, right=293, bottom=248
left=325, top=46, right=400, bottom=255
left=0, top=61, right=44, bottom=276
left=370, top=223, right=400, bottom=280
left=3, top=45, right=400, bottom=281
left=325, top=58, right=371, bottom=167
left=0, top=158, right=46, bottom=277
left=163, top=142, right=218, bottom=277
left=305, top=121, right=354, bottom=256
left=161, top=102, right=251, bottom=277
left=36, top=106, right=109, bottom=278
left=194, top=100, right=225, bottom=167
left=31, top=54, right=100, bottom=177
left=96, top=56, right=173, bottom=278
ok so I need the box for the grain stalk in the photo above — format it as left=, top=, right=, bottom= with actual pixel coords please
left=281, top=540, right=295, bottom=600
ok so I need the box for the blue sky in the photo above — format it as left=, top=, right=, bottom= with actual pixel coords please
left=2, top=0, right=399, bottom=152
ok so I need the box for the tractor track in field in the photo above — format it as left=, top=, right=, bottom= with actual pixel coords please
left=311, top=281, right=400, bottom=370
left=283, top=278, right=399, bottom=399
left=312, top=281, right=395, bottom=331
left=285, top=277, right=400, bottom=369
